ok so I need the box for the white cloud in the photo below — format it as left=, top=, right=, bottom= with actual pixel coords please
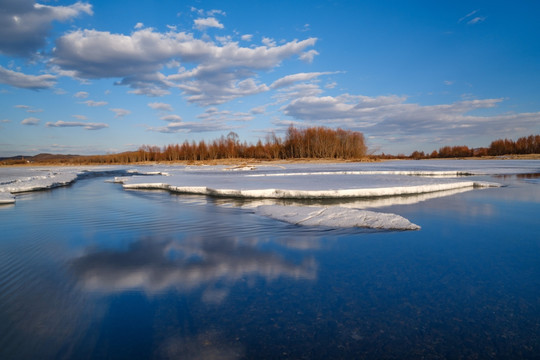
left=74, top=91, right=89, bottom=98
left=21, top=117, right=40, bottom=126
left=273, top=83, right=325, bottom=104
left=148, top=102, right=173, bottom=111
left=110, top=108, right=131, bottom=118
left=299, top=49, right=319, bottom=63
left=0, top=65, right=56, bottom=89
left=207, top=9, right=226, bottom=17
left=270, top=72, right=338, bottom=89
left=51, top=28, right=317, bottom=105
left=72, top=114, right=88, bottom=120
left=83, top=100, right=107, bottom=107
left=241, top=34, right=253, bottom=42
left=262, top=37, right=276, bottom=47
left=45, top=121, right=108, bottom=130
left=160, top=114, right=182, bottom=122
left=325, top=81, right=337, bottom=89
left=0, top=0, right=93, bottom=57
left=134, top=22, right=144, bottom=29
left=194, top=17, right=224, bottom=30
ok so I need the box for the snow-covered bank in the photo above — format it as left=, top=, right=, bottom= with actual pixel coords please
left=254, top=205, right=421, bottom=230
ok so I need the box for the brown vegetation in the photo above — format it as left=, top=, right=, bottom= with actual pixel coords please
left=406, top=134, right=540, bottom=159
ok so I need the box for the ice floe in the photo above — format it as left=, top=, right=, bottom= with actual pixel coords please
left=254, top=205, right=421, bottom=230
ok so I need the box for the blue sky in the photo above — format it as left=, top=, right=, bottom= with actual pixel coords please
left=1, top=0, right=539, bottom=156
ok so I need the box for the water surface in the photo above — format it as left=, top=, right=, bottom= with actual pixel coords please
left=1, top=170, right=539, bottom=359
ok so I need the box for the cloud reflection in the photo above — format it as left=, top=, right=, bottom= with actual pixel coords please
left=71, top=237, right=317, bottom=302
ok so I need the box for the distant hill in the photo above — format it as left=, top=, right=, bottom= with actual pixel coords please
left=0, top=153, right=81, bottom=163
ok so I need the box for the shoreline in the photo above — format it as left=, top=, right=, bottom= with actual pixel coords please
left=1, top=154, right=539, bottom=167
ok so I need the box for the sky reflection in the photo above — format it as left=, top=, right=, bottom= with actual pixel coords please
left=71, top=236, right=317, bottom=303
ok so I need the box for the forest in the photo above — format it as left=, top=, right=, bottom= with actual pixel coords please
left=405, top=134, right=540, bottom=160
left=2, top=129, right=539, bottom=165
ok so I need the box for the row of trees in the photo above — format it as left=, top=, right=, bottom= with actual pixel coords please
left=407, top=134, right=540, bottom=159
left=54, top=126, right=367, bottom=164
left=488, top=135, right=540, bottom=156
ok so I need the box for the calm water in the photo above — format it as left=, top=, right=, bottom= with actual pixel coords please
left=1, top=173, right=539, bottom=359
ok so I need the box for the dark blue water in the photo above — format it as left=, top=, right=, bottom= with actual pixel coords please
left=1, top=174, right=539, bottom=359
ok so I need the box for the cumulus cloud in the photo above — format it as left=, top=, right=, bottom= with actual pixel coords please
left=21, top=117, right=40, bottom=125
left=72, top=114, right=87, bottom=120
left=241, top=34, right=253, bottom=42
left=299, top=49, right=319, bottom=63
left=0, top=0, right=92, bottom=57
left=169, top=38, right=318, bottom=106
left=148, top=102, right=173, bottom=111
left=0, top=65, right=56, bottom=89
left=51, top=28, right=317, bottom=105
left=83, top=100, right=107, bottom=107
left=262, top=37, right=276, bottom=47
left=194, top=17, right=224, bottom=30
left=110, top=108, right=131, bottom=118
left=45, top=120, right=108, bottom=130
left=74, top=91, right=89, bottom=98
left=160, top=114, right=182, bottom=122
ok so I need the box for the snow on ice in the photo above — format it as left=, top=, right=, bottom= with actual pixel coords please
left=2, top=160, right=538, bottom=230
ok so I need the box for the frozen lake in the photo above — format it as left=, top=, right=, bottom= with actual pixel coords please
left=1, top=160, right=539, bottom=359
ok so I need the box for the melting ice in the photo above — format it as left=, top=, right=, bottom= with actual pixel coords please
left=2, top=160, right=538, bottom=230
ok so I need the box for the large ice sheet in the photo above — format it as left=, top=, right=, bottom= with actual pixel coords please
left=254, top=205, right=421, bottom=230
